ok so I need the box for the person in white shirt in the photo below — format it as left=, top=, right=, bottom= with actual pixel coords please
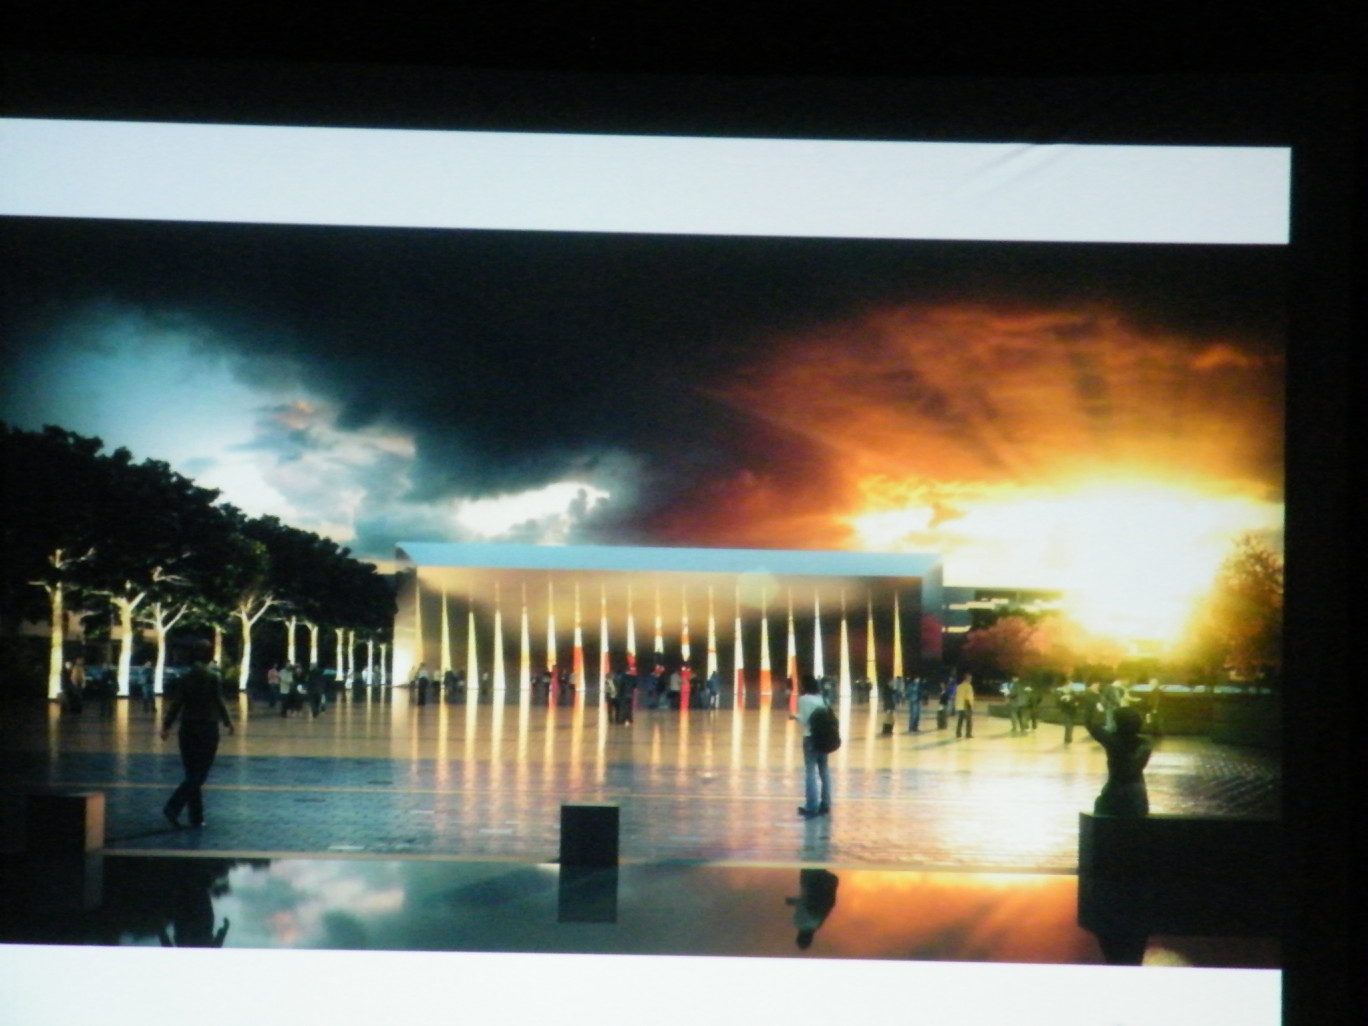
left=792, top=675, right=832, bottom=818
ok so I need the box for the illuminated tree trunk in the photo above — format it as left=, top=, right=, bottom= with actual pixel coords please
left=235, top=595, right=274, bottom=691
left=146, top=601, right=187, bottom=696
left=334, top=626, right=346, bottom=679
left=45, top=580, right=64, bottom=701
left=285, top=615, right=299, bottom=667
left=112, top=591, right=150, bottom=696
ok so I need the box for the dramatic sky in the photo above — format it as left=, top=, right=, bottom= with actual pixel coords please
left=0, top=216, right=1285, bottom=641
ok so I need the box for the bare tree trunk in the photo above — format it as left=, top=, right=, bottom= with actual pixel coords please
left=47, top=583, right=64, bottom=701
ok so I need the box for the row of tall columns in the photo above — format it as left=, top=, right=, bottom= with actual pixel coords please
left=413, top=580, right=911, bottom=707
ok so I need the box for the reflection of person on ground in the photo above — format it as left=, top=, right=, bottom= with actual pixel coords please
left=792, top=675, right=832, bottom=818
left=954, top=672, right=975, bottom=738
left=785, top=868, right=839, bottom=949
left=1086, top=705, right=1152, bottom=816
left=905, top=676, right=922, bottom=731
left=160, top=654, right=235, bottom=829
left=159, top=882, right=231, bottom=948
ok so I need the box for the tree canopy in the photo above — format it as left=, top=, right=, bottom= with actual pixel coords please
left=0, top=422, right=395, bottom=696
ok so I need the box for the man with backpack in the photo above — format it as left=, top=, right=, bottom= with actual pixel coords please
left=792, top=674, right=838, bottom=818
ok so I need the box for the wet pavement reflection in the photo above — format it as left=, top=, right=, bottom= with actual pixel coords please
left=0, top=853, right=1278, bottom=969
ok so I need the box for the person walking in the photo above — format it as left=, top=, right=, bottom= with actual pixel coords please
left=791, top=675, right=833, bottom=818
left=160, top=655, right=235, bottom=829
left=954, top=672, right=976, bottom=738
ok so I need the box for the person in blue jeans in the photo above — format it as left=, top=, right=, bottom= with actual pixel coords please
left=905, top=676, right=923, bottom=732
left=791, top=675, right=831, bottom=818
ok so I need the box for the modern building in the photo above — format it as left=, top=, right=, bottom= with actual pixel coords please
left=393, top=543, right=945, bottom=707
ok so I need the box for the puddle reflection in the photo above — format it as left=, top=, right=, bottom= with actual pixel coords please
left=0, top=854, right=1277, bottom=969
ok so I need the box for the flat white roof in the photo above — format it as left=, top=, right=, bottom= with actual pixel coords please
left=396, top=542, right=941, bottom=578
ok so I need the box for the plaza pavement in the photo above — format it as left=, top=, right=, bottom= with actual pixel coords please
left=0, top=688, right=1280, bottom=871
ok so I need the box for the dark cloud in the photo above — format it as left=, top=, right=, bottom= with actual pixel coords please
left=1, top=215, right=1286, bottom=549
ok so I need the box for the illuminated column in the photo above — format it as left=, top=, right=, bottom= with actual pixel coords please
left=812, top=590, right=825, bottom=680
left=733, top=582, right=745, bottom=707
left=786, top=591, right=799, bottom=714
left=680, top=585, right=692, bottom=663
left=866, top=592, right=878, bottom=686
left=519, top=583, right=531, bottom=694
left=626, top=584, right=637, bottom=673
left=573, top=582, right=585, bottom=692
left=759, top=590, right=772, bottom=701
left=599, top=585, right=610, bottom=686
left=379, top=641, right=389, bottom=685
left=411, top=575, right=424, bottom=674
left=839, top=590, right=852, bottom=704
left=546, top=579, right=557, bottom=705
left=366, top=637, right=375, bottom=686
left=440, top=587, right=452, bottom=675
left=706, top=586, right=718, bottom=679
left=893, top=592, right=905, bottom=680
left=465, top=594, right=479, bottom=691
left=653, top=586, right=664, bottom=661
left=680, top=584, right=692, bottom=708
left=492, top=583, right=506, bottom=692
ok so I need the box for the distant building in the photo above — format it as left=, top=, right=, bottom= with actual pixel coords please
left=392, top=543, right=945, bottom=703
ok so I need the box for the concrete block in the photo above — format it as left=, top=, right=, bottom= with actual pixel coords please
left=560, top=803, right=619, bottom=866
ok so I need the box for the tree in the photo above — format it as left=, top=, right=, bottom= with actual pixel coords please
left=0, top=425, right=107, bottom=698
left=1185, top=535, right=1284, bottom=685
left=80, top=450, right=226, bottom=695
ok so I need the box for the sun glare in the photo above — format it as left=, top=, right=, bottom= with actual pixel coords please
left=851, top=480, right=1282, bottom=646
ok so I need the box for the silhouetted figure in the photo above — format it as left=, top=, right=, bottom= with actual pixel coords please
left=786, top=868, right=839, bottom=949
left=1086, top=705, right=1152, bottom=816
left=160, top=659, right=235, bottom=828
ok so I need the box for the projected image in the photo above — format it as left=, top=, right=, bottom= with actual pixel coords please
left=0, top=130, right=1286, bottom=999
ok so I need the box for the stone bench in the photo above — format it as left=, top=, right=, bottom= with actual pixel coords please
left=23, top=790, right=106, bottom=855
left=1078, top=811, right=1280, bottom=938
